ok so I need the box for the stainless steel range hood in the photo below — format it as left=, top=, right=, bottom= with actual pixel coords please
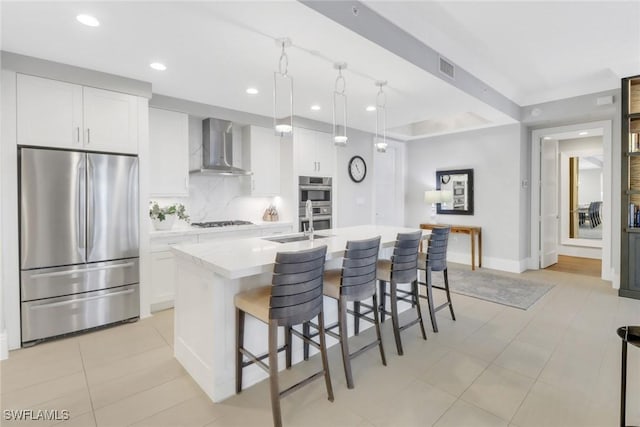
left=191, top=118, right=252, bottom=176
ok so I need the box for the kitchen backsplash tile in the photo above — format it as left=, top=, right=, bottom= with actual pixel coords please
left=152, top=175, right=277, bottom=223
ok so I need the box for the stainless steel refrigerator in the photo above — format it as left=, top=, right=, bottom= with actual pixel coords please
left=19, top=147, right=140, bottom=344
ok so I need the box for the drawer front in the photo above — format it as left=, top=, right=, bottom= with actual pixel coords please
left=21, top=258, right=139, bottom=302
left=261, top=225, right=293, bottom=236
left=21, top=284, right=140, bottom=343
left=197, top=229, right=259, bottom=242
left=150, top=234, right=198, bottom=252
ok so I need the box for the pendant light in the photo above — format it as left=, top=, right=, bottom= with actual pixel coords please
left=333, top=62, right=348, bottom=146
left=375, top=80, right=388, bottom=153
left=273, top=38, right=293, bottom=136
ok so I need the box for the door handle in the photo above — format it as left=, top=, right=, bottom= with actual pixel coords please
left=76, top=127, right=80, bottom=143
left=30, top=262, right=136, bottom=279
left=77, top=160, right=85, bottom=251
left=87, top=128, right=91, bottom=144
left=30, top=288, right=135, bottom=310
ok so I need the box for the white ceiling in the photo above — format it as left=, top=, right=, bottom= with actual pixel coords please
left=368, top=1, right=640, bottom=106
left=2, top=1, right=637, bottom=140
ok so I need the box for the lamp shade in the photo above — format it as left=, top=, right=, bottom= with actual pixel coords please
left=424, top=190, right=442, bottom=204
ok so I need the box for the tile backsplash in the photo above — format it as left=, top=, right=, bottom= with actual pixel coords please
left=150, top=116, right=280, bottom=224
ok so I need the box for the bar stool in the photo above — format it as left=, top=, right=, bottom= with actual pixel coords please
left=321, top=236, right=385, bottom=389
left=376, top=230, right=426, bottom=356
left=417, top=225, right=456, bottom=333
left=234, top=245, right=333, bottom=427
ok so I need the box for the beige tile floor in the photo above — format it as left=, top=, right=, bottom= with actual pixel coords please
left=1, top=266, right=639, bottom=427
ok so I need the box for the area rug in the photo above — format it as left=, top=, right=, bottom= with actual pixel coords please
left=429, top=267, right=554, bottom=310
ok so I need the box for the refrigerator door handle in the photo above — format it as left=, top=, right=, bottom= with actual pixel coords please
left=87, top=155, right=95, bottom=256
left=30, top=262, right=136, bottom=279
left=29, top=288, right=135, bottom=310
left=77, top=158, right=86, bottom=251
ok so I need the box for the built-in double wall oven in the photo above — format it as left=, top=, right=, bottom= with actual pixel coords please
left=299, top=176, right=332, bottom=232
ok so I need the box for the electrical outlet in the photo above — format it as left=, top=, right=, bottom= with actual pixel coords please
left=521, top=179, right=529, bottom=189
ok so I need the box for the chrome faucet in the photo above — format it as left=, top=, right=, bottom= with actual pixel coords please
left=305, top=199, right=314, bottom=239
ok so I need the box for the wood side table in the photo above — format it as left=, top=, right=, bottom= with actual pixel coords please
left=420, top=223, right=482, bottom=270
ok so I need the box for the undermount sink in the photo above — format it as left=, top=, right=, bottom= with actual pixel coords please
left=262, top=234, right=330, bottom=244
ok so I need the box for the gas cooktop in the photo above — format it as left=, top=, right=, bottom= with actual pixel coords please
left=191, top=220, right=254, bottom=228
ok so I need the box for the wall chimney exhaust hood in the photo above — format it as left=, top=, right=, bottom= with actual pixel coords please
left=191, top=118, right=252, bottom=176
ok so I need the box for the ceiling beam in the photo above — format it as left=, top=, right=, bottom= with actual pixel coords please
left=300, top=1, right=521, bottom=121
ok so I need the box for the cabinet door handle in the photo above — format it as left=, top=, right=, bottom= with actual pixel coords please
left=87, top=128, right=91, bottom=144
left=318, top=161, right=321, bottom=171
left=76, top=127, right=80, bottom=143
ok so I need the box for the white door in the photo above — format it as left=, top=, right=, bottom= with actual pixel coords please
left=248, top=126, right=280, bottom=196
left=540, top=138, right=559, bottom=268
left=314, top=131, right=335, bottom=177
left=17, top=74, right=83, bottom=149
left=375, top=146, right=400, bottom=226
left=83, top=87, right=138, bottom=154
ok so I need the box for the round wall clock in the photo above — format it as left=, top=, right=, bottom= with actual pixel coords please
left=348, top=155, right=367, bottom=183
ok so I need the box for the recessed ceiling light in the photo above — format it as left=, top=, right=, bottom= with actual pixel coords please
left=366, top=105, right=376, bottom=112
left=246, top=87, right=259, bottom=95
left=310, top=105, right=321, bottom=111
left=543, top=136, right=552, bottom=140
left=76, top=14, right=100, bottom=27
left=149, top=62, right=167, bottom=71
left=579, top=131, right=589, bottom=136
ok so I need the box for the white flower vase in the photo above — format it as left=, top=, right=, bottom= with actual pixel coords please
left=153, top=214, right=176, bottom=231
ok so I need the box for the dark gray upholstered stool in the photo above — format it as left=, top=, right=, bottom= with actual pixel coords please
left=234, top=245, right=333, bottom=427
left=320, top=236, right=386, bottom=389
left=376, top=230, right=426, bottom=356
left=417, top=225, right=456, bottom=333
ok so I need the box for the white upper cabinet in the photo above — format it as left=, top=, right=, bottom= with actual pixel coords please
left=294, top=127, right=335, bottom=177
left=149, top=108, right=189, bottom=197
left=83, top=87, right=138, bottom=154
left=242, top=125, right=280, bottom=196
left=16, top=74, right=138, bottom=154
left=17, top=74, right=83, bottom=149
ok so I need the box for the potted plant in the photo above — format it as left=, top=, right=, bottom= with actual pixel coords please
left=149, top=202, right=189, bottom=230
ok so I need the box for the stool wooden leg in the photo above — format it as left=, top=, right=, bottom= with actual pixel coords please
left=235, top=308, right=244, bottom=394
left=268, top=321, right=282, bottom=427
left=390, top=281, right=403, bottom=356
left=338, top=298, right=354, bottom=389
left=379, top=280, right=386, bottom=323
left=413, top=280, right=427, bottom=341
left=317, top=311, right=334, bottom=402
left=353, top=301, right=361, bottom=335
left=372, top=292, right=387, bottom=366
left=303, top=322, right=310, bottom=360
left=426, top=268, right=439, bottom=333
left=444, top=268, right=456, bottom=321
left=285, top=326, right=292, bottom=369
left=620, top=339, right=627, bottom=427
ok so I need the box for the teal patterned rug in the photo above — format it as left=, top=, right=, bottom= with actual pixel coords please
left=430, top=267, right=554, bottom=310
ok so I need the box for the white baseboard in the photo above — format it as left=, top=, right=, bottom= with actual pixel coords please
left=150, top=300, right=174, bottom=313
left=446, top=252, right=525, bottom=273
left=0, top=330, right=8, bottom=360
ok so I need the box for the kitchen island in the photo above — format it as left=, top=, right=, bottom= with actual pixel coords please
left=170, top=225, right=427, bottom=403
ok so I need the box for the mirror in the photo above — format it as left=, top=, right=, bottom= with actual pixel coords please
left=436, top=168, right=474, bottom=215
left=568, top=155, right=603, bottom=240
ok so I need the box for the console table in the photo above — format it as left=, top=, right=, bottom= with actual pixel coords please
left=420, top=223, right=482, bottom=270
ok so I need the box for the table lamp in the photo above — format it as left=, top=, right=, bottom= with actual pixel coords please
left=424, top=190, right=442, bottom=224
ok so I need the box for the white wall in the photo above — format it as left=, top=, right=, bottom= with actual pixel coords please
left=405, top=123, right=526, bottom=272
left=334, top=128, right=375, bottom=227
left=579, top=169, right=603, bottom=205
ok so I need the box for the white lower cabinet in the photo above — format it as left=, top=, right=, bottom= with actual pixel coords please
left=149, top=234, right=197, bottom=312
left=149, top=224, right=292, bottom=311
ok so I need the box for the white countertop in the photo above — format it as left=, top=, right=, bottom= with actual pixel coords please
left=150, top=221, right=292, bottom=238
left=171, top=225, right=428, bottom=280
